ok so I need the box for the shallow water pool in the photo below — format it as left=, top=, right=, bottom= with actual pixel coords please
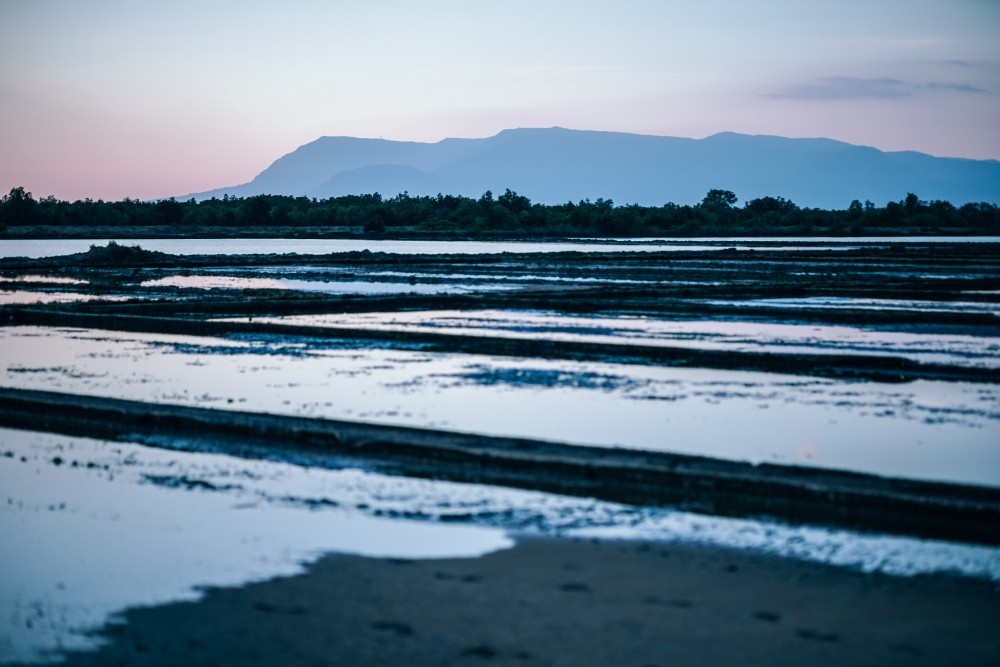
left=235, top=309, right=1000, bottom=370
left=3, top=427, right=998, bottom=663
left=1, top=326, right=997, bottom=487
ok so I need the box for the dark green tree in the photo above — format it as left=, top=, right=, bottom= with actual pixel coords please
left=1, top=186, right=39, bottom=226
left=700, top=189, right=738, bottom=209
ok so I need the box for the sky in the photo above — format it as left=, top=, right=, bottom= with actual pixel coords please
left=1, top=0, right=998, bottom=201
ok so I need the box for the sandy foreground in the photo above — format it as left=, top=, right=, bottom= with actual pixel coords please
left=43, top=535, right=999, bottom=667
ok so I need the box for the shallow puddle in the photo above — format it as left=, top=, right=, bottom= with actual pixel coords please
left=0, top=275, right=88, bottom=285
left=0, top=428, right=510, bottom=663
left=0, top=238, right=837, bottom=259
left=0, top=291, right=125, bottom=306
left=1, top=326, right=998, bottom=487
left=2, top=427, right=998, bottom=663
left=5, top=236, right=998, bottom=260
left=713, top=296, right=1000, bottom=315
left=237, top=309, right=1000, bottom=369
left=139, top=274, right=515, bottom=294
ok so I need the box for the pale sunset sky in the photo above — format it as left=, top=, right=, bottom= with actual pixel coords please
left=1, top=0, right=998, bottom=201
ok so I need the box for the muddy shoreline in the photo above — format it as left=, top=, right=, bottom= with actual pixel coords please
left=8, top=308, right=997, bottom=383
left=37, top=536, right=1000, bottom=667
left=2, top=387, right=997, bottom=545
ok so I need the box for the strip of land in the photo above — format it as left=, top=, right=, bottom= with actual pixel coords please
left=1, top=387, right=997, bottom=545
left=8, top=307, right=997, bottom=383
left=41, top=536, right=1000, bottom=667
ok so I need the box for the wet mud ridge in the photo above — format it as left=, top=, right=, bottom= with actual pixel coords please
left=7, top=307, right=998, bottom=383
left=1, top=387, right=998, bottom=546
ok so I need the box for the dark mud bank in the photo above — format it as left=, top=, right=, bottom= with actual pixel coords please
left=1, top=387, right=997, bottom=546
left=7, top=308, right=999, bottom=383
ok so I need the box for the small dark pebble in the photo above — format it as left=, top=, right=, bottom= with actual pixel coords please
left=796, top=629, right=841, bottom=643
left=559, top=582, right=591, bottom=593
left=373, top=621, right=413, bottom=637
left=642, top=596, right=693, bottom=608
left=461, top=644, right=498, bottom=658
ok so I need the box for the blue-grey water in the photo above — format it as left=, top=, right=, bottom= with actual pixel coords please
left=3, top=235, right=999, bottom=664
left=2, top=326, right=997, bottom=487
left=3, top=236, right=999, bottom=259
left=3, top=426, right=998, bottom=663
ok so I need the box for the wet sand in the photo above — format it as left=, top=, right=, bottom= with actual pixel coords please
left=48, top=536, right=999, bottom=667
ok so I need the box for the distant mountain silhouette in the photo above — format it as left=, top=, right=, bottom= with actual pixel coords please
left=184, top=127, right=1000, bottom=208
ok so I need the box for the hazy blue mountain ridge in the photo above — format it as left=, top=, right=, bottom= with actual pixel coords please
left=183, top=127, right=1000, bottom=208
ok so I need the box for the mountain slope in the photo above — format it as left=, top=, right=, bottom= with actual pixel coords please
left=183, top=128, right=1000, bottom=208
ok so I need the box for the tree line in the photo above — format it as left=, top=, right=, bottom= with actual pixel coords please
left=1, top=186, right=997, bottom=236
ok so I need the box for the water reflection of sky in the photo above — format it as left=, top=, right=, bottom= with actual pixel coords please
left=711, top=296, right=1000, bottom=315
left=1, top=326, right=998, bottom=487
left=236, top=309, right=1000, bottom=369
left=0, top=238, right=839, bottom=259
left=0, top=275, right=88, bottom=285
left=0, top=291, right=126, bottom=306
left=0, top=428, right=510, bottom=663
left=3, top=427, right=998, bottom=663
left=139, top=274, right=515, bottom=294
left=4, top=237, right=999, bottom=259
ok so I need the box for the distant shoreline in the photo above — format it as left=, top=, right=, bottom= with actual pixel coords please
left=3, top=186, right=997, bottom=239
left=3, top=226, right=1000, bottom=240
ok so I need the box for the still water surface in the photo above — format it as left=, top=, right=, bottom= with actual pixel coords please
left=2, top=326, right=997, bottom=487
left=4, top=427, right=998, bottom=663
left=240, top=309, right=1000, bottom=369
left=3, top=236, right=998, bottom=259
